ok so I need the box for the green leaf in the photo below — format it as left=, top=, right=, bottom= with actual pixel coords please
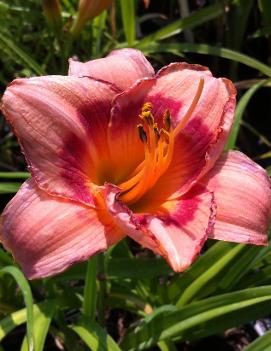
left=143, top=43, right=271, bottom=77
left=236, top=257, right=271, bottom=289
left=108, top=290, right=155, bottom=316
left=258, top=151, right=271, bottom=159
left=83, top=257, right=97, bottom=323
left=251, top=26, right=271, bottom=39
left=0, top=297, right=80, bottom=346
left=0, top=266, right=34, bottom=351
left=0, top=307, right=28, bottom=341
left=71, top=318, right=121, bottom=351
left=20, top=302, right=56, bottom=351
left=176, top=244, right=245, bottom=307
left=0, top=31, right=44, bottom=75
left=258, top=0, right=271, bottom=26
left=241, top=121, right=271, bottom=148
left=158, top=340, right=178, bottom=351
left=216, top=246, right=269, bottom=292
left=167, top=242, right=236, bottom=302
left=226, top=79, right=271, bottom=150
left=0, top=2, right=31, bottom=13
left=0, top=172, right=30, bottom=179
left=226, top=0, right=253, bottom=51
left=0, top=248, right=13, bottom=266
left=55, top=257, right=170, bottom=282
left=92, top=11, right=108, bottom=57
left=245, top=330, right=271, bottom=351
left=120, top=0, right=135, bottom=46
left=121, top=286, right=271, bottom=350
left=136, top=3, right=225, bottom=49
left=107, top=257, right=170, bottom=279
left=0, top=182, right=21, bottom=194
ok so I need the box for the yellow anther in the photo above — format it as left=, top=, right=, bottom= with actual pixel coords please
left=141, top=111, right=151, bottom=118
left=141, top=102, right=153, bottom=113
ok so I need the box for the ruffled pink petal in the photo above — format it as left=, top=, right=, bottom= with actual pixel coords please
left=68, top=49, right=155, bottom=91
left=109, top=62, right=236, bottom=200
left=2, top=75, right=118, bottom=206
left=200, top=151, right=271, bottom=245
left=1, top=180, right=124, bottom=279
left=105, top=184, right=216, bottom=272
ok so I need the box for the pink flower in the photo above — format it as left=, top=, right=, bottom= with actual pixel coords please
left=1, top=49, right=271, bottom=279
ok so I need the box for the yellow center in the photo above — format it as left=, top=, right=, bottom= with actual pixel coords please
left=119, top=78, right=204, bottom=205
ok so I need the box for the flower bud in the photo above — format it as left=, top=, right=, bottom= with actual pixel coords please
left=71, top=0, right=113, bottom=37
left=42, top=0, right=62, bottom=33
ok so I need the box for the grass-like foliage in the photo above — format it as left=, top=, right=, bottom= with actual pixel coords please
left=0, top=0, right=271, bottom=350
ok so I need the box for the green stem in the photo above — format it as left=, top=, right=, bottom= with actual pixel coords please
left=97, top=253, right=106, bottom=326
left=83, top=256, right=97, bottom=322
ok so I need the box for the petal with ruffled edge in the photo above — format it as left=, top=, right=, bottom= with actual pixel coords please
left=200, top=151, right=271, bottom=245
left=105, top=184, right=216, bottom=272
left=0, top=180, right=124, bottom=279
left=109, top=63, right=236, bottom=201
left=69, top=49, right=155, bottom=91
left=2, top=75, right=119, bottom=206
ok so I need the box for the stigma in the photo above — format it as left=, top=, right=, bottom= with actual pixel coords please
left=119, top=78, right=204, bottom=205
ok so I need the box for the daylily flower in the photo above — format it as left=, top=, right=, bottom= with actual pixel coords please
left=1, top=49, right=271, bottom=279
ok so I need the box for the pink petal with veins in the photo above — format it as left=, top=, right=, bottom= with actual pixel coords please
left=200, top=151, right=271, bottom=245
left=69, top=48, right=155, bottom=91
left=104, top=184, right=216, bottom=272
left=2, top=75, right=118, bottom=205
left=1, top=180, right=124, bottom=279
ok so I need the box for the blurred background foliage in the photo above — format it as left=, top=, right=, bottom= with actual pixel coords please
left=0, top=0, right=271, bottom=350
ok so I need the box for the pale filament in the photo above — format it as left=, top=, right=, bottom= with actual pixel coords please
left=119, top=78, right=204, bottom=205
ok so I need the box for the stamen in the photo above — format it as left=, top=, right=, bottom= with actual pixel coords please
left=141, top=112, right=154, bottom=127
left=163, top=109, right=171, bottom=131
left=137, top=124, right=147, bottom=143
left=153, top=123, right=160, bottom=142
left=160, top=128, right=170, bottom=144
left=120, top=78, right=204, bottom=205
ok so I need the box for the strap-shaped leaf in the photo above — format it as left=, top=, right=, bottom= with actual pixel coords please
left=20, top=301, right=56, bottom=351
left=120, top=0, right=135, bottom=45
left=136, top=3, right=225, bottom=48
left=0, top=266, right=34, bottom=351
left=167, top=242, right=236, bottom=302
left=71, top=318, right=121, bottom=351
left=0, top=182, right=22, bottom=194
left=143, top=43, right=271, bottom=77
left=226, top=79, right=271, bottom=150
left=0, top=31, right=44, bottom=75
left=121, top=286, right=271, bottom=350
left=245, top=330, right=271, bottom=351
left=0, top=172, right=30, bottom=179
